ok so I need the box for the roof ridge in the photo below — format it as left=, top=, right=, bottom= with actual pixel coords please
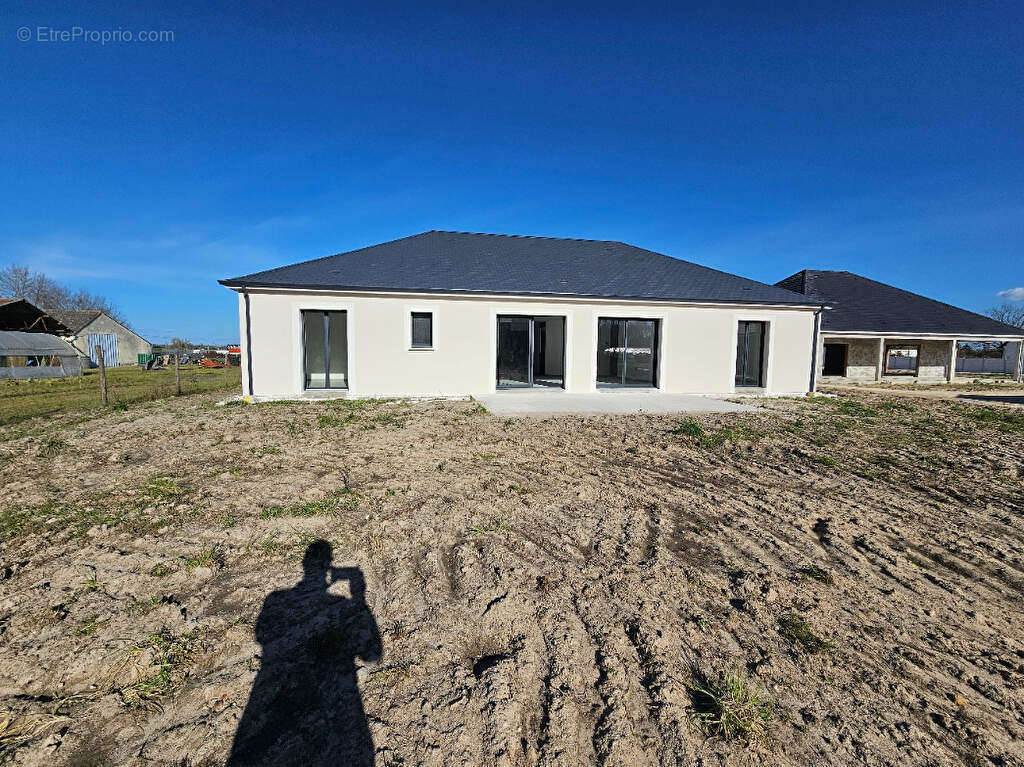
left=431, top=229, right=618, bottom=244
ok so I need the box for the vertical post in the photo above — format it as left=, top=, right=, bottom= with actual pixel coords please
left=808, top=310, right=821, bottom=394
left=174, top=349, right=181, bottom=396
left=323, top=311, right=331, bottom=389
left=95, top=344, right=108, bottom=406
left=1016, top=340, right=1024, bottom=384
left=243, top=290, right=254, bottom=397
left=876, top=337, right=885, bottom=382
left=949, top=339, right=957, bottom=383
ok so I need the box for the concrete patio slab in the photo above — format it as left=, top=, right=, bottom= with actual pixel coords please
left=477, top=390, right=756, bottom=416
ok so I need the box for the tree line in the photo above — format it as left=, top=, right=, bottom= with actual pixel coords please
left=0, top=264, right=126, bottom=325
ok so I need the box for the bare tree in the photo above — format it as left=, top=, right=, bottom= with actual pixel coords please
left=0, top=264, right=127, bottom=325
left=170, top=337, right=195, bottom=350
left=988, top=303, right=1024, bottom=330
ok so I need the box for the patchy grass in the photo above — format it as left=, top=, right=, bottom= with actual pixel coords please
left=129, top=596, right=169, bottom=615
left=120, top=629, right=201, bottom=708
left=779, top=613, right=832, bottom=653
left=259, top=488, right=361, bottom=519
left=149, top=563, right=178, bottom=577
left=140, top=475, right=185, bottom=501
left=688, top=664, right=775, bottom=742
left=0, top=365, right=241, bottom=426
left=466, top=517, right=512, bottom=536
left=181, top=545, right=225, bottom=570
left=955, top=405, right=1024, bottom=432
left=315, top=399, right=407, bottom=429
left=798, top=565, right=834, bottom=584
left=671, top=418, right=763, bottom=448
left=0, top=500, right=165, bottom=544
left=76, top=616, right=107, bottom=636
left=831, top=399, right=878, bottom=418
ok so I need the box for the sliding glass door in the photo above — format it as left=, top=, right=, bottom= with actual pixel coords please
left=496, top=316, right=565, bottom=388
left=303, top=310, right=348, bottom=389
left=735, top=320, right=766, bottom=388
left=596, top=318, right=659, bottom=387
left=497, top=317, right=531, bottom=387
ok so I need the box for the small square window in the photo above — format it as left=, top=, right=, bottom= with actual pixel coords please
left=411, top=312, right=433, bottom=348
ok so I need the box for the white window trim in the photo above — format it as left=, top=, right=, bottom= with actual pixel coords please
left=591, top=311, right=667, bottom=390
left=488, top=309, right=573, bottom=393
left=292, top=300, right=357, bottom=396
left=405, top=305, right=437, bottom=351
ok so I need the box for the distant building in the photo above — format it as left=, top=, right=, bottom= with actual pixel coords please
left=47, top=309, right=152, bottom=367
left=0, top=298, right=72, bottom=334
left=776, top=270, right=1024, bottom=383
left=0, top=330, right=82, bottom=379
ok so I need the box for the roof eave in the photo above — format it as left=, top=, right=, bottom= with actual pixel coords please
left=219, top=280, right=822, bottom=308
left=822, top=329, right=1024, bottom=339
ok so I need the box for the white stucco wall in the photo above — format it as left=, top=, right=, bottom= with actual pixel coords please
left=236, top=290, right=817, bottom=399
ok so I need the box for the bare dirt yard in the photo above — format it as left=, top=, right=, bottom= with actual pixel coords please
left=1, top=388, right=1022, bottom=766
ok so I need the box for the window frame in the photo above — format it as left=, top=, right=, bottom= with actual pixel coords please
left=410, top=311, right=434, bottom=350
left=734, top=319, right=769, bottom=389
left=594, top=316, right=661, bottom=388
left=301, top=309, right=349, bottom=390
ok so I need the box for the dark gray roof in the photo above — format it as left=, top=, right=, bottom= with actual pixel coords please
left=776, top=270, right=1024, bottom=337
left=221, top=231, right=819, bottom=307
left=46, top=309, right=103, bottom=333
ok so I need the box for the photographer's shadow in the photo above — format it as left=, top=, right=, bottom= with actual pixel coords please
left=227, top=540, right=381, bottom=766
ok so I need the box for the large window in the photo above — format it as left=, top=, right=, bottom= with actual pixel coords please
left=303, top=310, right=348, bottom=389
left=411, top=312, right=433, bottom=348
left=596, top=318, right=659, bottom=387
left=735, top=321, right=767, bottom=388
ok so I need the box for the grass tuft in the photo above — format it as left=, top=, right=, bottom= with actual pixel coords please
left=120, top=628, right=200, bottom=707
left=798, top=564, right=834, bottom=584
left=181, top=545, right=225, bottom=570
left=779, top=613, right=832, bottom=653
left=688, top=664, right=775, bottom=742
left=35, top=437, right=66, bottom=459
left=141, top=475, right=185, bottom=501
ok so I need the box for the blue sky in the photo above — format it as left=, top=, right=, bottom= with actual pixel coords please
left=2, top=0, right=1022, bottom=343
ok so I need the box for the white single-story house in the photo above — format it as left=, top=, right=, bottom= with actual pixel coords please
left=775, top=270, right=1024, bottom=384
left=220, top=231, right=824, bottom=400
left=47, top=309, right=152, bottom=368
